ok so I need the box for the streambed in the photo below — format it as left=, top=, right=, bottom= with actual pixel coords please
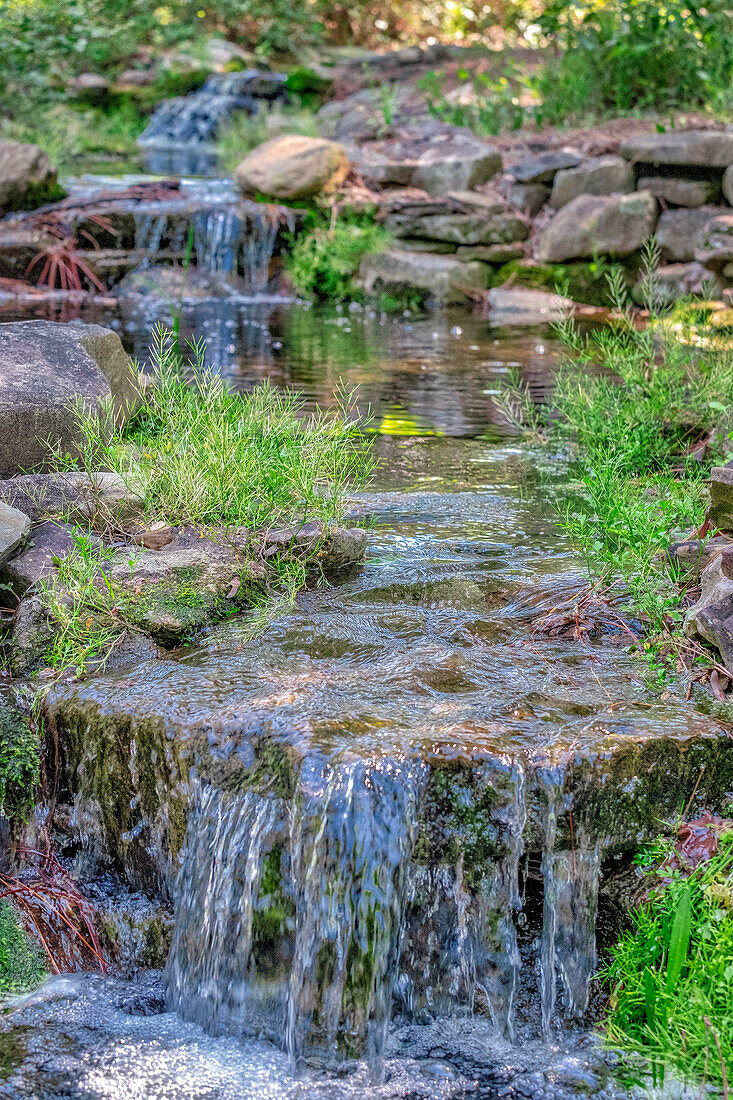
left=2, top=289, right=730, bottom=1098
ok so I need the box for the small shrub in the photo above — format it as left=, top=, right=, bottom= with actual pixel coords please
left=419, top=64, right=527, bottom=136
left=286, top=215, right=391, bottom=303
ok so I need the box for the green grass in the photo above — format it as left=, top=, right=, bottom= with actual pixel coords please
left=0, top=101, right=147, bottom=172
left=36, top=326, right=374, bottom=677
left=286, top=214, right=391, bottom=303
left=602, top=829, right=733, bottom=1092
left=0, top=901, right=46, bottom=997
left=498, top=244, right=733, bottom=641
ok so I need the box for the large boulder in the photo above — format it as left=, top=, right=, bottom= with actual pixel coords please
left=550, top=156, right=634, bottom=209
left=620, top=130, right=733, bottom=168
left=537, top=192, right=657, bottom=262
left=0, top=321, right=141, bottom=478
left=234, top=135, right=349, bottom=200
left=0, top=142, right=63, bottom=215
left=359, top=248, right=487, bottom=304
left=354, top=128, right=501, bottom=196
left=656, top=206, right=728, bottom=263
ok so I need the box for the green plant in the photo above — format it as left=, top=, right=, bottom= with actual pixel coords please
left=0, top=701, right=40, bottom=823
left=498, top=242, right=733, bottom=642
left=419, top=64, right=527, bottom=137
left=602, top=830, right=733, bottom=1091
left=286, top=213, right=390, bottom=303
left=535, top=0, right=733, bottom=122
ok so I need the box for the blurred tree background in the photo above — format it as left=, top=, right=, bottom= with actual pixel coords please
left=0, top=0, right=732, bottom=161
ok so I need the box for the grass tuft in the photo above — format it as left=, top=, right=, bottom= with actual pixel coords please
left=602, top=829, right=733, bottom=1092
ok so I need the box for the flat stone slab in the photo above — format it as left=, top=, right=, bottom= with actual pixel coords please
left=487, top=287, right=573, bottom=325
left=0, top=500, right=30, bottom=566
left=550, top=156, right=634, bottom=210
left=637, top=176, right=720, bottom=208
left=509, top=151, right=583, bottom=184
left=0, top=472, right=144, bottom=525
left=621, top=129, right=733, bottom=167
left=360, top=247, right=488, bottom=304
left=355, top=129, right=501, bottom=196
left=695, top=213, right=733, bottom=269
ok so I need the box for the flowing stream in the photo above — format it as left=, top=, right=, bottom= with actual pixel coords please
left=1, top=200, right=728, bottom=1099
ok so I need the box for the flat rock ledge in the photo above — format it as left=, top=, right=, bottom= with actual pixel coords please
left=8, top=520, right=367, bottom=673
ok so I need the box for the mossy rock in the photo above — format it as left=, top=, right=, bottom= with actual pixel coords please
left=0, top=900, right=45, bottom=996
left=0, top=685, right=39, bottom=823
left=491, top=258, right=633, bottom=307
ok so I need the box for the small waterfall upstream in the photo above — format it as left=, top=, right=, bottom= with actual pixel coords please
left=130, top=191, right=287, bottom=294
left=164, top=755, right=603, bottom=1072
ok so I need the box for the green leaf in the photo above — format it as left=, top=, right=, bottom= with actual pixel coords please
left=666, top=888, right=691, bottom=993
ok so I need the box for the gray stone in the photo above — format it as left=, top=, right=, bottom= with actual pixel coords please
left=667, top=535, right=732, bottom=577
left=724, top=165, right=733, bottom=206
left=456, top=243, right=525, bottom=263
left=550, top=156, right=634, bottom=209
left=621, top=129, right=733, bottom=168
left=633, top=261, right=721, bottom=304
left=355, top=132, right=500, bottom=196
left=0, top=321, right=141, bottom=477
left=0, top=521, right=84, bottom=595
left=507, top=183, right=548, bottom=216
left=359, top=248, right=487, bottom=303
left=685, top=546, right=733, bottom=672
left=10, top=594, right=54, bottom=677
left=537, top=192, right=658, bottom=263
left=0, top=472, right=144, bottom=526
left=696, top=213, right=733, bottom=270
left=637, top=176, right=719, bottom=208
left=0, top=501, right=30, bottom=566
left=398, top=240, right=457, bottom=254
left=509, top=151, right=583, bottom=184
left=656, top=206, right=728, bottom=262
left=487, top=287, right=573, bottom=325
left=709, top=467, right=733, bottom=531
left=386, top=205, right=527, bottom=246
left=0, top=142, right=62, bottom=215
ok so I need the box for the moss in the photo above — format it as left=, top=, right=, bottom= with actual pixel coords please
left=234, top=739, right=297, bottom=800
left=491, top=258, right=633, bottom=307
left=0, top=692, right=40, bottom=823
left=417, top=763, right=503, bottom=889
left=0, top=1027, right=31, bottom=1080
left=0, top=901, right=46, bottom=996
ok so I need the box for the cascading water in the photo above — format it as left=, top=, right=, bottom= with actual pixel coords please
left=538, top=768, right=601, bottom=1037
left=137, top=70, right=289, bottom=174
left=129, top=189, right=288, bottom=294
left=165, top=758, right=425, bottom=1076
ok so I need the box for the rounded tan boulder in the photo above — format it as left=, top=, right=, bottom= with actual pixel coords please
left=234, top=135, right=349, bottom=200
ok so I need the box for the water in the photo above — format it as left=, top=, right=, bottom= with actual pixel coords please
left=2, top=290, right=730, bottom=1097
left=138, top=70, right=289, bottom=176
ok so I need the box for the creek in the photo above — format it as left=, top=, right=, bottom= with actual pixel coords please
left=1, top=177, right=730, bottom=1100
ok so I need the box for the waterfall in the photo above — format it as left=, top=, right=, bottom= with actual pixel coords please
left=129, top=197, right=285, bottom=293
left=166, top=759, right=424, bottom=1073
left=165, top=784, right=287, bottom=1037
left=138, top=70, right=289, bottom=150
left=538, top=768, right=600, bottom=1036
left=165, top=756, right=605, bottom=1068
